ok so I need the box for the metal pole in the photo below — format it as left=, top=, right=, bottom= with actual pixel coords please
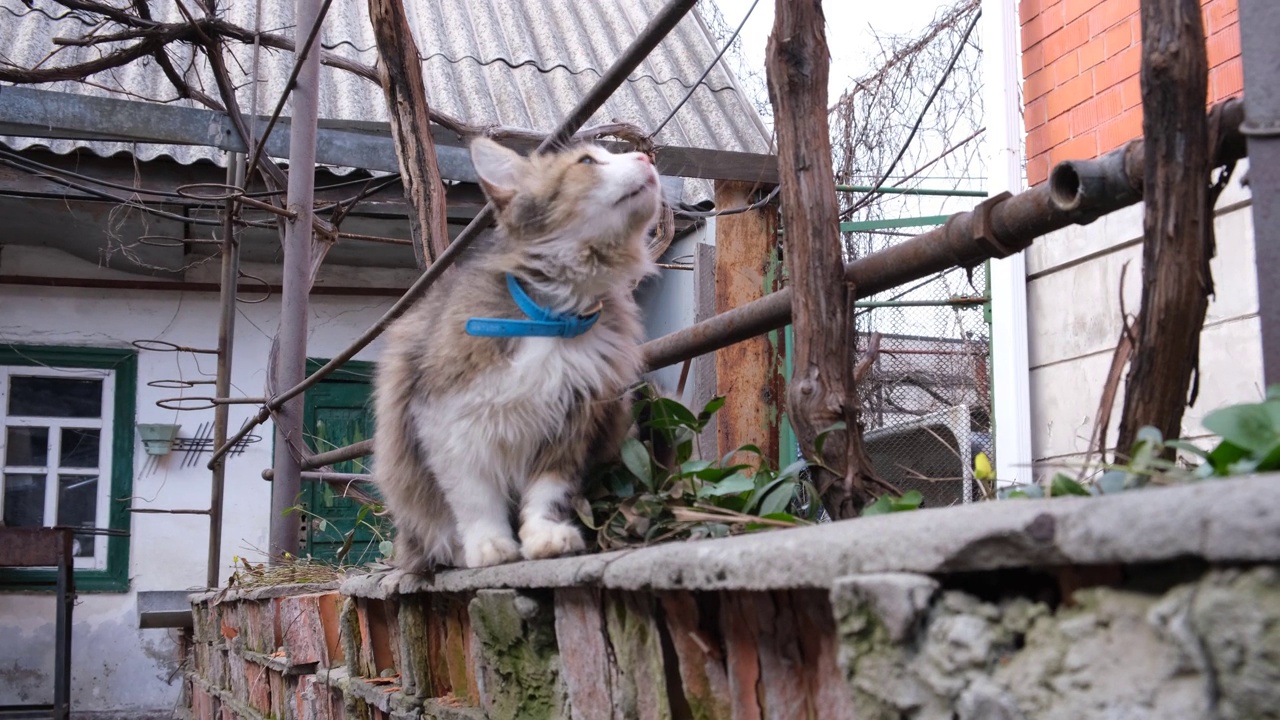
left=206, top=0, right=700, bottom=468
left=269, top=0, right=323, bottom=562
left=1239, top=0, right=1280, bottom=386
left=206, top=153, right=242, bottom=588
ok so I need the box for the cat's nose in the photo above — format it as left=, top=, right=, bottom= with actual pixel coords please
left=635, top=153, right=652, bottom=166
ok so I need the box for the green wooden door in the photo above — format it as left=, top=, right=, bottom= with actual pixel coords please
left=300, top=360, right=388, bottom=565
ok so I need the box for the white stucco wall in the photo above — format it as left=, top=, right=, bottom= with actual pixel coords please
left=1024, top=159, right=1263, bottom=476
left=0, top=245, right=396, bottom=716
left=0, top=230, right=701, bottom=715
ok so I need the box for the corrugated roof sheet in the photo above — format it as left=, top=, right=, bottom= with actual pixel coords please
left=0, top=0, right=770, bottom=175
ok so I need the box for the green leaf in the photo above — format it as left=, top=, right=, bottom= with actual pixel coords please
left=721, top=444, right=765, bottom=466
left=1255, top=441, right=1280, bottom=472
left=679, top=460, right=714, bottom=476
left=1050, top=474, right=1091, bottom=497
left=1202, top=404, right=1279, bottom=455
left=315, top=518, right=328, bottom=533
left=621, top=437, right=653, bottom=489
left=1163, top=439, right=1210, bottom=460
left=1097, top=470, right=1129, bottom=494
left=759, top=482, right=796, bottom=516
left=698, top=474, right=756, bottom=498
left=1205, top=440, right=1250, bottom=473
left=759, top=512, right=800, bottom=522
left=814, top=421, right=847, bottom=457
left=776, top=460, right=808, bottom=482
left=892, top=490, right=924, bottom=510
left=696, top=396, right=727, bottom=430
left=645, top=398, right=700, bottom=430
left=1135, top=426, right=1164, bottom=446
left=378, top=540, right=394, bottom=558
left=861, top=496, right=895, bottom=516
left=1006, top=491, right=1030, bottom=499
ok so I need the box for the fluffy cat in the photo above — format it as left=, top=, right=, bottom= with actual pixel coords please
left=373, top=137, right=661, bottom=570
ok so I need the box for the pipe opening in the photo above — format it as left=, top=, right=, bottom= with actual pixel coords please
left=1049, top=162, right=1083, bottom=211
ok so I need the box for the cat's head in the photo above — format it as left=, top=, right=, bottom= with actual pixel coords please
left=469, top=137, right=661, bottom=299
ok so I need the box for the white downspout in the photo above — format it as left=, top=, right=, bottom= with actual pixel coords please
left=982, top=0, right=1034, bottom=488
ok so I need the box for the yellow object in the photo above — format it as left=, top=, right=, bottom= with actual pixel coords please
left=974, top=452, right=995, bottom=482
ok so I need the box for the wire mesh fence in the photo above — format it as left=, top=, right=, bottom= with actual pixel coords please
left=852, top=254, right=993, bottom=508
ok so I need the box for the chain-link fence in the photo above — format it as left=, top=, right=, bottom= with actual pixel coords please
left=852, top=251, right=993, bottom=508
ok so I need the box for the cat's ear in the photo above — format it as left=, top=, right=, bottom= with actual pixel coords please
left=470, top=137, right=526, bottom=208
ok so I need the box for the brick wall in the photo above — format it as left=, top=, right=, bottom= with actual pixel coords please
left=1021, top=0, right=1243, bottom=186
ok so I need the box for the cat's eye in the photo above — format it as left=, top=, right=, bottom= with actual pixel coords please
left=577, top=154, right=596, bottom=165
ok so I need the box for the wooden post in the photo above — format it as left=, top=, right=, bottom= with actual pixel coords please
left=766, top=0, right=884, bottom=517
left=1114, top=0, right=1212, bottom=455
left=368, top=0, right=450, bottom=266
left=714, top=180, right=784, bottom=464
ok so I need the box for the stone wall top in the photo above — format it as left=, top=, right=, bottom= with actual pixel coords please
left=321, top=474, right=1278, bottom=600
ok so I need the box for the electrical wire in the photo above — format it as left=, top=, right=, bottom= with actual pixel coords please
left=650, top=0, right=761, bottom=140
left=842, top=8, right=983, bottom=218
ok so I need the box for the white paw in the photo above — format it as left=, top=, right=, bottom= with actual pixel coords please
left=519, top=520, right=586, bottom=560
left=462, top=534, right=522, bottom=568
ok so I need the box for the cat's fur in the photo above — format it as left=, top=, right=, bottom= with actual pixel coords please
left=373, top=137, right=661, bottom=570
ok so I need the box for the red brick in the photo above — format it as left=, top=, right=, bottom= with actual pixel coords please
left=1088, top=0, right=1140, bottom=37
left=280, top=594, right=327, bottom=667
left=192, top=687, right=216, bottom=720
left=1093, top=44, right=1140, bottom=91
left=1071, top=97, right=1099, bottom=135
left=1064, top=0, right=1104, bottom=24
left=1025, top=68, right=1053, bottom=101
left=1211, top=59, right=1244, bottom=101
left=1047, top=113, right=1072, bottom=146
left=1098, top=106, right=1143, bottom=152
left=1048, top=72, right=1093, bottom=118
left=1119, top=74, right=1142, bottom=109
left=1104, top=18, right=1133, bottom=57
left=245, top=662, right=272, bottom=716
left=1027, top=125, right=1050, bottom=157
left=1078, top=36, right=1106, bottom=70
left=295, top=675, right=333, bottom=720
left=1206, top=27, right=1241, bottom=69
left=1023, top=41, right=1046, bottom=76
left=1027, top=153, right=1051, bottom=186
left=1023, top=1, right=1065, bottom=49
left=1025, top=96, right=1049, bottom=130
left=1049, top=131, right=1098, bottom=167
left=1051, top=51, right=1081, bottom=85
left=1096, top=84, right=1124, bottom=123
left=1205, top=0, right=1239, bottom=36
left=316, top=593, right=344, bottom=667
left=1020, top=0, right=1044, bottom=26
left=1043, top=17, right=1091, bottom=62
left=269, top=670, right=288, bottom=720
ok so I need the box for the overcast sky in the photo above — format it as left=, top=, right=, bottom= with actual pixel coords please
left=710, top=0, right=960, bottom=101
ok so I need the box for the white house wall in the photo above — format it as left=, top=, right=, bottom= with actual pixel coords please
left=0, top=245, right=396, bottom=716
left=1024, top=159, right=1263, bottom=474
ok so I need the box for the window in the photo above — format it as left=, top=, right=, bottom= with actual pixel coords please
left=0, top=346, right=136, bottom=592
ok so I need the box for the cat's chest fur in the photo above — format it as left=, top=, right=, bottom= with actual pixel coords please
left=412, top=317, right=637, bottom=475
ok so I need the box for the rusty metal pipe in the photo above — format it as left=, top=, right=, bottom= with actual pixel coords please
left=641, top=97, right=1245, bottom=371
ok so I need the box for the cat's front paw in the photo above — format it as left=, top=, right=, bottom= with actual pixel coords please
left=519, top=520, right=586, bottom=560
left=462, top=535, right=522, bottom=568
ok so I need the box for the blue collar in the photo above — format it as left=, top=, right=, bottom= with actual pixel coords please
left=465, top=274, right=601, bottom=339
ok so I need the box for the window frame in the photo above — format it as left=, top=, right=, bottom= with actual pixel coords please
left=0, top=345, right=136, bottom=593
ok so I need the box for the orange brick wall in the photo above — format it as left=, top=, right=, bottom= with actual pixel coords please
left=1021, top=0, right=1243, bottom=186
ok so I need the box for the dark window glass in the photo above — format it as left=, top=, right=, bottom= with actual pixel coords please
left=3, top=473, right=46, bottom=526
left=57, top=474, right=98, bottom=558
left=5, top=426, right=49, bottom=466
left=8, top=376, right=103, bottom=418
left=60, top=428, right=100, bottom=468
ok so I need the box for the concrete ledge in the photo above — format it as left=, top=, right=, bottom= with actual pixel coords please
left=341, top=474, right=1280, bottom=598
